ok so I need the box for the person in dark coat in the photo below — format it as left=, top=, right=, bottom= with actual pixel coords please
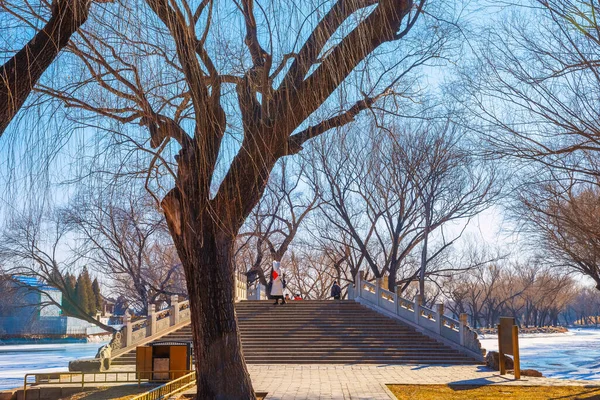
left=331, top=281, right=342, bottom=300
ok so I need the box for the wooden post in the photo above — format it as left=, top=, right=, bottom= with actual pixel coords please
left=498, top=317, right=520, bottom=379
left=513, top=325, right=521, bottom=380
left=497, top=323, right=506, bottom=375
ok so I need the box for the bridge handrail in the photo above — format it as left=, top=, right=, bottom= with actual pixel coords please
left=350, top=272, right=484, bottom=360
left=111, top=273, right=249, bottom=353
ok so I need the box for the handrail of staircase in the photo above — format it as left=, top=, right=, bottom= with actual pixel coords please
left=130, top=371, right=196, bottom=400
left=23, top=370, right=193, bottom=398
left=350, top=271, right=485, bottom=361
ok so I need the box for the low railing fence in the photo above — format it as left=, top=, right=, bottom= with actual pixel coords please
left=349, top=271, right=484, bottom=359
left=23, top=370, right=192, bottom=397
left=130, top=371, right=196, bottom=400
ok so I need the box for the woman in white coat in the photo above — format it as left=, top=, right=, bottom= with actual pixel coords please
left=269, top=261, right=286, bottom=305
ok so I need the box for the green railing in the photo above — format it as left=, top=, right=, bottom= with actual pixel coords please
left=23, top=370, right=192, bottom=397
left=130, top=371, right=196, bottom=400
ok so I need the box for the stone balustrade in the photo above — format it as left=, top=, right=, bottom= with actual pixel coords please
left=118, top=273, right=250, bottom=349
left=349, top=272, right=485, bottom=361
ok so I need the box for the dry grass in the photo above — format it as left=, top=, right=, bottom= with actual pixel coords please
left=388, top=384, right=600, bottom=400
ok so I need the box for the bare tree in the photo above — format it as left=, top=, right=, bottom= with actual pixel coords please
left=461, top=0, right=600, bottom=178
left=2, top=0, right=445, bottom=396
left=62, top=188, right=186, bottom=314
left=0, top=209, right=116, bottom=332
left=308, top=118, right=497, bottom=295
left=236, top=159, right=318, bottom=292
left=515, top=177, right=600, bottom=290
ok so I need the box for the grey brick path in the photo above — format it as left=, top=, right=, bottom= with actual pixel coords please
left=177, top=364, right=600, bottom=400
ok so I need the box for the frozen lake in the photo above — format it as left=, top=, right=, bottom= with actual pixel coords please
left=479, top=328, right=600, bottom=381
left=0, top=329, right=599, bottom=390
left=0, top=341, right=107, bottom=390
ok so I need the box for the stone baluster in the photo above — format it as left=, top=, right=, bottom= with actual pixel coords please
left=414, top=295, right=423, bottom=326
left=436, top=303, right=445, bottom=334
left=148, top=304, right=156, bottom=337
left=395, top=286, right=403, bottom=315
left=125, top=314, right=133, bottom=347
left=376, top=277, right=382, bottom=306
left=355, top=271, right=363, bottom=299
left=459, top=313, right=468, bottom=346
left=171, top=294, right=179, bottom=326
left=171, top=295, right=180, bottom=325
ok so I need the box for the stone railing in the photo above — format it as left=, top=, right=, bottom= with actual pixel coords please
left=349, top=272, right=485, bottom=361
left=247, top=283, right=268, bottom=300
left=119, top=273, right=250, bottom=349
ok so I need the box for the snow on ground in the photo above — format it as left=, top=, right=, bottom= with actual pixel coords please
left=479, top=328, right=600, bottom=380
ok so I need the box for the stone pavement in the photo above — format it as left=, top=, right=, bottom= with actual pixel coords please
left=179, top=364, right=600, bottom=400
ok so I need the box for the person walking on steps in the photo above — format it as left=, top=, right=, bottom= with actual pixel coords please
left=331, top=281, right=342, bottom=300
left=270, top=261, right=287, bottom=305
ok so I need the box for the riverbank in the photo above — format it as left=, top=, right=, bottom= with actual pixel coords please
left=476, top=326, right=569, bottom=336
left=479, top=328, right=600, bottom=380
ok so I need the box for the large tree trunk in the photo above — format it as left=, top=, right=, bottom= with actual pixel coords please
left=164, top=192, right=255, bottom=400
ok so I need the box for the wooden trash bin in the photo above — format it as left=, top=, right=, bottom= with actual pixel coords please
left=136, top=341, right=192, bottom=381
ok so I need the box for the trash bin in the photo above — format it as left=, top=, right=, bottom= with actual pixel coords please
left=136, top=341, right=192, bottom=381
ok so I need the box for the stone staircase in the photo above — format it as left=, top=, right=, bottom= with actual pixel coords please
left=111, top=300, right=478, bottom=366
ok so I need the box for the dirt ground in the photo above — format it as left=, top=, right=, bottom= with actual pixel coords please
left=388, top=384, right=600, bottom=400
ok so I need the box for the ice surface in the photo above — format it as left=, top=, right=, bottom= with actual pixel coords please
left=479, top=328, right=600, bottom=380
left=0, top=342, right=108, bottom=390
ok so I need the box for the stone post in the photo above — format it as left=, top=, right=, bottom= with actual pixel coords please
left=414, top=295, right=423, bottom=326
left=459, top=313, right=468, bottom=346
left=376, top=277, right=383, bottom=306
left=147, top=304, right=156, bottom=337
left=125, top=314, right=133, bottom=347
left=171, top=295, right=180, bottom=325
left=355, top=271, right=363, bottom=299
left=436, top=303, right=445, bottom=335
left=395, top=286, right=403, bottom=315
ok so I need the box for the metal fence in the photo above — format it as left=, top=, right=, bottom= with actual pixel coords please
left=130, top=371, right=196, bottom=400
left=23, top=370, right=192, bottom=397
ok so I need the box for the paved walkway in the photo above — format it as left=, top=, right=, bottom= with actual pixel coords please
left=179, top=364, right=600, bottom=400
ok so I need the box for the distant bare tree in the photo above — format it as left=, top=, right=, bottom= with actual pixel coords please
left=515, top=177, right=600, bottom=291
left=308, top=119, right=497, bottom=295
left=462, top=0, right=600, bottom=178
left=0, top=210, right=116, bottom=332
left=62, top=188, right=186, bottom=314
left=236, top=159, right=318, bottom=291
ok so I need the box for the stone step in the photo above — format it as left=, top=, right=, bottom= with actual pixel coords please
left=111, top=300, right=478, bottom=366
